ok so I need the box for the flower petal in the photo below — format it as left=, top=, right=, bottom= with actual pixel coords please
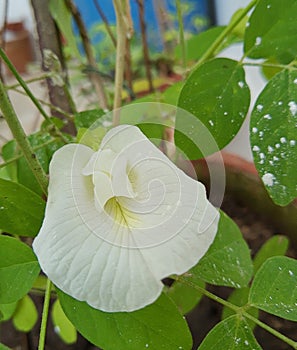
left=33, top=144, right=163, bottom=312
left=33, top=125, right=219, bottom=312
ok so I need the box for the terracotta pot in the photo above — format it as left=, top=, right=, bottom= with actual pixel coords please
left=1, top=21, right=35, bottom=74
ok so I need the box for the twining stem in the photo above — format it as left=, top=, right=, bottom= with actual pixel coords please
left=192, top=0, right=258, bottom=70
left=38, top=279, right=52, bottom=350
left=176, top=276, right=297, bottom=349
left=112, top=0, right=132, bottom=125
left=0, top=78, right=48, bottom=194
left=5, top=73, right=53, bottom=90
left=0, top=49, right=69, bottom=144
left=175, top=0, right=186, bottom=73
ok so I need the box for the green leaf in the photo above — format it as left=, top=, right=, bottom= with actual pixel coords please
left=229, top=9, right=249, bottom=39
left=0, top=301, right=18, bottom=322
left=1, top=140, right=18, bottom=182
left=12, top=295, right=38, bottom=332
left=0, top=344, right=11, bottom=350
left=49, top=0, right=82, bottom=59
left=177, top=58, right=250, bottom=159
left=0, top=179, right=45, bottom=236
left=253, top=235, right=289, bottom=274
left=175, top=26, right=225, bottom=62
left=0, top=236, right=40, bottom=304
left=244, top=0, right=297, bottom=63
left=2, top=132, right=65, bottom=195
left=52, top=299, right=77, bottom=344
left=261, top=58, right=283, bottom=81
left=222, top=288, right=259, bottom=329
left=58, top=290, right=192, bottom=350
left=249, top=256, right=297, bottom=321
left=0, top=167, right=11, bottom=182
left=137, top=123, right=165, bottom=147
left=250, top=69, right=297, bottom=206
left=162, top=82, right=184, bottom=106
left=74, top=109, right=105, bottom=129
left=166, top=279, right=205, bottom=315
left=77, top=127, right=107, bottom=151
left=32, top=275, right=49, bottom=291
left=198, top=315, right=262, bottom=350
left=41, top=116, right=65, bottom=131
left=191, top=211, right=253, bottom=288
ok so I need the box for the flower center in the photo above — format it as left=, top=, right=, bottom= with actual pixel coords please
left=82, top=147, right=137, bottom=225
left=104, top=197, right=138, bottom=228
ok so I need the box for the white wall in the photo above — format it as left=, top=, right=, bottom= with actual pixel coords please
left=214, top=0, right=251, bottom=25
left=0, top=0, right=34, bottom=30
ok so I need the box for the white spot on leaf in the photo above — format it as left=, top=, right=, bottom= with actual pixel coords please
left=288, top=101, right=297, bottom=116
left=262, top=173, right=275, bottom=187
left=253, top=145, right=260, bottom=152
left=255, top=37, right=262, bottom=46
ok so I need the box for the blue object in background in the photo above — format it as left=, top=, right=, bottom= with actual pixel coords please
left=74, top=0, right=213, bottom=52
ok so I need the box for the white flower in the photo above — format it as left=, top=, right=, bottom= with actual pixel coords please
left=33, top=125, right=219, bottom=312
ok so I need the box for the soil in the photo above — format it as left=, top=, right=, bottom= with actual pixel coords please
left=1, top=193, right=296, bottom=350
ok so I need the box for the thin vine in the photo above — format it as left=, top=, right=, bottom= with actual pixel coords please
left=175, top=276, right=297, bottom=349
left=37, top=279, right=52, bottom=350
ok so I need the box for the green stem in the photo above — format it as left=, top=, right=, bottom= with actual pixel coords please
left=192, top=0, right=258, bottom=70
left=244, top=312, right=297, bottom=349
left=243, top=61, right=297, bottom=70
left=176, top=0, right=186, bottom=73
left=0, top=48, right=70, bottom=144
left=0, top=79, right=48, bottom=194
left=176, top=276, right=297, bottom=349
left=5, top=73, right=53, bottom=90
left=176, top=276, right=238, bottom=312
left=38, top=279, right=52, bottom=350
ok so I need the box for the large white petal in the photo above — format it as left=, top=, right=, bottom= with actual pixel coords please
left=33, top=144, right=162, bottom=312
left=33, top=125, right=219, bottom=312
